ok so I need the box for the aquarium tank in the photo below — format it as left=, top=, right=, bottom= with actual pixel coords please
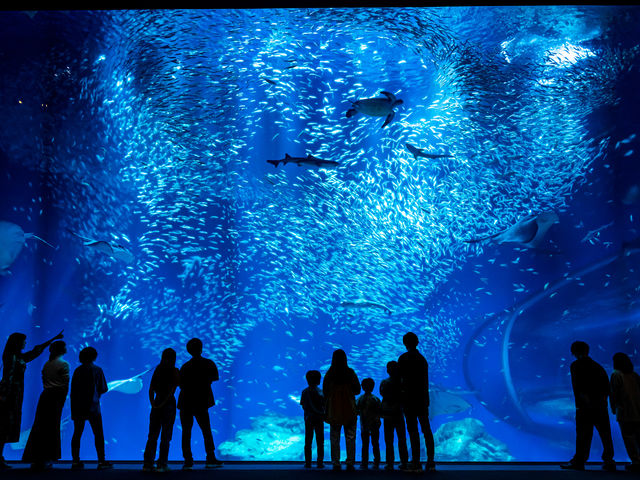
left=0, top=7, right=638, bottom=462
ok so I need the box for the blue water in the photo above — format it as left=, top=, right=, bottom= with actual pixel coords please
left=0, top=7, right=639, bottom=462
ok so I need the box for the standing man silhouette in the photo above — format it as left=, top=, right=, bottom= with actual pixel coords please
left=398, top=332, right=435, bottom=472
left=178, top=338, right=222, bottom=470
left=561, top=341, right=615, bottom=471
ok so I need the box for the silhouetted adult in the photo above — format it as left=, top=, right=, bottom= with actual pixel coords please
left=0, top=330, right=63, bottom=469
left=398, top=332, right=435, bottom=472
left=70, top=346, right=112, bottom=470
left=178, top=338, right=222, bottom=470
left=610, top=352, right=640, bottom=471
left=322, top=349, right=360, bottom=471
left=561, top=341, right=615, bottom=471
left=143, top=348, right=180, bottom=472
left=22, top=341, right=69, bottom=470
left=379, top=360, right=408, bottom=470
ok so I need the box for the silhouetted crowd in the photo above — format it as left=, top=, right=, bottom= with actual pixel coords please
left=300, top=332, right=434, bottom=472
left=0, top=331, right=639, bottom=473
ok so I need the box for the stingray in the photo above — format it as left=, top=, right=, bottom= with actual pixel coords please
left=429, top=388, right=473, bottom=417
left=12, top=369, right=150, bottom=451
left=0, top=220, right=55, bottom=275
left=464, top=211, right=559, bottom=249
left=67, top=228, right=134, bottom=264
left=107, top=369, right=150, bottom=394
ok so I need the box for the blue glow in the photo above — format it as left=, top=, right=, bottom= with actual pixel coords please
left=0, top=6, right=639, bottom=463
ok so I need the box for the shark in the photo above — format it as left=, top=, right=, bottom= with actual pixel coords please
left=267, top=153, right=339, bottom=169
left=340, top=299, right=392, bottom=315
left=464, top=211, right=559, bottom=249
left=66, top=228, right=134, bottom=264
left=0, top=221, right=56, bottom=275
left=405, top=143, right=453, bottom=160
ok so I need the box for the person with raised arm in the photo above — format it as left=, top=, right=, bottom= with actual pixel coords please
left=0, top=330, right=63, bottom=469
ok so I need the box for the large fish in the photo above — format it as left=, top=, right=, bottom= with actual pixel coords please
left=340, top=299, right=392, bottom=315
left=464, top=212, right=559, bottom=249
left=107, top=369, right=150, bottom=394
left=405, top=143, right=453, bottom=160
left=0, top=221, right=55, bottom=275
left=429, top=388, right=473, bottom=417
left=346, top=91, right=403, bottom=128
left=267, top=153, right=339, bottom=169
left=67, top=228, right=134, bottom=264
left=12, top=370, right=150, bottom=451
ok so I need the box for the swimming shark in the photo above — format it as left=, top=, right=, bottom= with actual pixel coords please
left=405, top=143, right=453, bottom=160
left=267, top=153, right=339, bottom=169
left=66, top=228, right=134, bottom=264
left=464, top=212, right=559, bottom=249
left=0, top=221, right=56, bottom=275
left=340, top=299, right=392, bottom=315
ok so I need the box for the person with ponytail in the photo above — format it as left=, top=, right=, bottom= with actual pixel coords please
left=322, top=349, right=360, bottom=471
left=0, top=330, right=63, bottom=469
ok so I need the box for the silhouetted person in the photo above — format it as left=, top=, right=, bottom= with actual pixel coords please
left=178, top=338, right=222, bottom=470
left=323, top=349, right=360, bottom=471
left=610, top=352, right=640, bottom=471
left=0, top=330, right=63, bottom=470
left=379, top=361, right=408, bottom=470
left=356, top=377, right=381, bottom=469
left=561, top=341, right=615, bottom=471
left=398, top=332, right=435, bottom=472
left=22, top=341, right=69, bottom=470
left=300, top=370, right=325, bottom=469
left=70, top=346, right=112, bottom=470
left=143, top=348, right=180, bottom=472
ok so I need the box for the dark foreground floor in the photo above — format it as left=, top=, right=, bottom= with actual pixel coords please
left=1, top=463, right=638, bottom=480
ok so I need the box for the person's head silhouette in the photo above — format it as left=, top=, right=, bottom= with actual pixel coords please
left=306, top=370, right=321, bottom=387
left=403, top=332, right=419, bottom=351
left=160, top=348, right=177, bottom=367
left=79, top=346, right=98, bottom=364
left=186, top=338, right=203, bottom=357
left=613, top=352, right=634, bottom=374
left=386, top=360, right=399, bottom=377
left=49, top=340, right=66, bottom=358
left=362, top=377, right=375, bottom=393
left=570, top=341, right=589, bottom=359
left=3, top=332, right=27, bottom=358
left=331, top=349, right=348, bottom=369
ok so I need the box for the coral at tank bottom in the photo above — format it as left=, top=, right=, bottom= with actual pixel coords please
left=434, top=418, right=513, bottom=461
left=218, top=413, right=307, bottom=460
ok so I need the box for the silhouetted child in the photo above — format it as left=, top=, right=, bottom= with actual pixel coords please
left=70, top=346, right=112, bottom=470
left=178, top=338, right=222, bottom=470
left=561, top=341, right=615, bottom=471
left=379, top=361, right=408, bottom=470
left=300, top=370, right=325, bottom=468
left=356, top=377, right=381, bottom=469
left=143, top=348, right=180, bottom=472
